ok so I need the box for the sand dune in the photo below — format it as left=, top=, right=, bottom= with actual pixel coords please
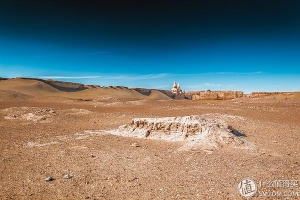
left=60, top=87, right=147, bottom=100
left=0, top=89, right=32, bottom=101
left=0, top=78, right=172, bottom=100
left=1, top=78, right=299, bottom=101
left=148, top=90, right=171, bottom=100
left=57, top=87, right=172, bottom=100
left=0, top=79, right=60, bottom=97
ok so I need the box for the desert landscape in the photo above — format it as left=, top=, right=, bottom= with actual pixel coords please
left=0, top=77, right=299, bottom=199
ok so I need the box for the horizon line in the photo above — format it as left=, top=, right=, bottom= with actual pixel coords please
left=1, top=76, right=299, bottom=94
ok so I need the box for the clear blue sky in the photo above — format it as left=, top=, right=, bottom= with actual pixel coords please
left=1, top=0, right=300, bottom=93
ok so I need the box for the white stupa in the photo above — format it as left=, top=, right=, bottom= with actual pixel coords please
left=171, top=81, right=184, bottom=94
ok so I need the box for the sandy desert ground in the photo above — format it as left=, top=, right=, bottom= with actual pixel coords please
left=0, top=78, right=300, bottom=199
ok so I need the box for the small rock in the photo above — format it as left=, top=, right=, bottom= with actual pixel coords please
left=128, top=177, right=138, bottom=182
left=131, top=143, right=140, bottom=147
left=44, top=177, right=54, bottom=181
left=63, top=174, right=73, bottom=179
left=203, top=149, right=213, bottom=154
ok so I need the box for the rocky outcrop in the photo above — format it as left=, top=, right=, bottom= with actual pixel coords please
left=107, top=115, right=245, bottom=150
left=186, top=90, right=243, bottom=100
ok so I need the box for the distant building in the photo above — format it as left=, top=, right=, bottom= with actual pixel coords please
left=171, top=81, right=184, bottom=94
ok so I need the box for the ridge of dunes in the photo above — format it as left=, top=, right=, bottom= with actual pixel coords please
left=0, top=78, right=172, bottom=100
left=2, top=77, right=299, bottom=101
left=60, top=86, right=148, bottom=100
left=0, top=79, right=60, bottom=97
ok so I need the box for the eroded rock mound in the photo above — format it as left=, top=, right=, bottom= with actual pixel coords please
left=108, top=115, right=246, bottom=150
left=186, top=91, right=244, bottom=100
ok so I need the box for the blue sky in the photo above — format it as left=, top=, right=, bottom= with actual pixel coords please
left=1, top=0, right=300, bottom=93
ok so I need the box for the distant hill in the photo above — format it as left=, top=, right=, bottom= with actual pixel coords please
left=14, top=77, right=86, bottom=92
left=0, top=78, right=171, bottom=101
left=1, top=77, right=299, bottom=101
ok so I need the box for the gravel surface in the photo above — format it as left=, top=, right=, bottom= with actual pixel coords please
left=0, top=98, right=299, bottom=199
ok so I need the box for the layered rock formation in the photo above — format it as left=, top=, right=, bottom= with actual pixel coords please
left=186, top=90, right=243, bottom=100
left=107, top=115, right=245, bottom=150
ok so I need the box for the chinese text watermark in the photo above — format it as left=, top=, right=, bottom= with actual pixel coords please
left=238, top=179, right=299, bottom=198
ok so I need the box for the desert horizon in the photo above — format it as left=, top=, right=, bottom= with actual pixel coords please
left=1, top=77, right=300, bottom=98
left=0, top=76, right=300, bottom=199
left=1, top=0, right=300, bottom=199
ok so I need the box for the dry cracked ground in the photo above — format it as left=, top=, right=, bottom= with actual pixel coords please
left=0, top=97, right=300, bottom=199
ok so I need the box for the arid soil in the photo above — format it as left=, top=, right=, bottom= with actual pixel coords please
left=0, top=79, right=299, bottom=199
left=1, top=96, right=300, bottom=200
